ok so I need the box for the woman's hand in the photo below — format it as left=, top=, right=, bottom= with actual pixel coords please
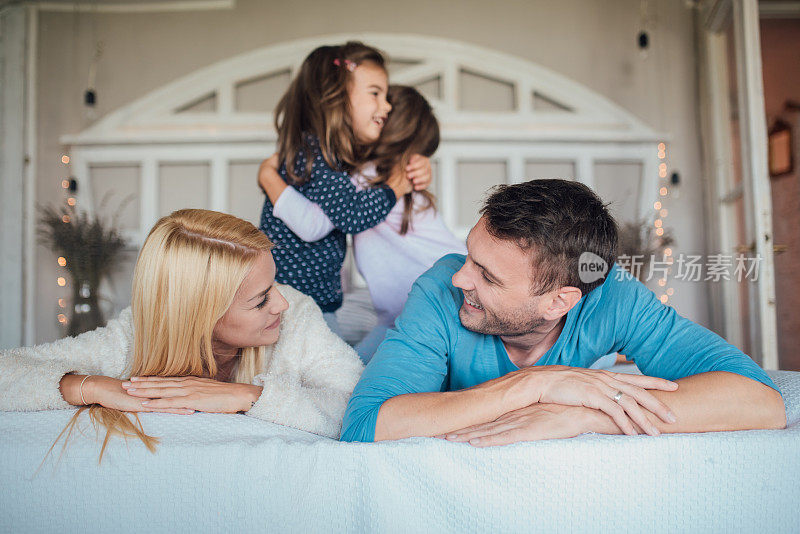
left=61, top=374, right=194, bottom=415
left=406, top=154, right=432, bottom=191
left=122, top=376, right=263, bottom=414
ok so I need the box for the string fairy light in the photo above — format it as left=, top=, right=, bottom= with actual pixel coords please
left=655, top=142, right=674, bottom=304
left=57, top=154, right=74, bottom=327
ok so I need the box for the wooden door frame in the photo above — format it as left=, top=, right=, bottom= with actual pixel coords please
left=698, top=0, right=779, bottom=369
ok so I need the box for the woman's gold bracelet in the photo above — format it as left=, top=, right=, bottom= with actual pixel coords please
left=79, top=375, right=92, bottom=405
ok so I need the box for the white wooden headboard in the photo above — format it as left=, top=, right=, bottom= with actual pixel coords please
left=62, top=33, right=664, bottom=247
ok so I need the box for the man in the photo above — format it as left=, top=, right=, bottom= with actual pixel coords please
left=340, top=180, right=785, bottom=445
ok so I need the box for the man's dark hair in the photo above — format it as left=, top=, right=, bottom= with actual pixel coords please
left=480, top=179, right=618, bottom=296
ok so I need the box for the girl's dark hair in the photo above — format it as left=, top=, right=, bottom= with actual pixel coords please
left=368, top=85, right=440, bottom=234
left=274, top=41, right=386, bottom=185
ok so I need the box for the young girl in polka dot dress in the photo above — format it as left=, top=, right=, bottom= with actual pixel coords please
left=258, top=42, right=431, bottom=335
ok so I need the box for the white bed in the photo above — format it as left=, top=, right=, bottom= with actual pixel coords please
left=1, top=370, right=798, bottom=533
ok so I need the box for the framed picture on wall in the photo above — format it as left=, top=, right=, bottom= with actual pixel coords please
left=768, top=119, right=793, bottom=177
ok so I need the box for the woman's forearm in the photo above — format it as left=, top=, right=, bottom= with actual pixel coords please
left=0, top=308, right=132, bottom=411
left=58, top=374, right=92, bottom=405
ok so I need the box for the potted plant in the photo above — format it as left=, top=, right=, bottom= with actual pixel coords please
left=616, top=219, right=675, bottom=281
left=38, top=203, right=127, bottom=336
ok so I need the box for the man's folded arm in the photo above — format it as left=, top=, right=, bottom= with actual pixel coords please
left=612, top=273, right=785, bottom=432
left=340, top=270, right=539, bottom=442
left=373, top=372, right=543, bottom=441
left=636, top=371, right=783, bottom=433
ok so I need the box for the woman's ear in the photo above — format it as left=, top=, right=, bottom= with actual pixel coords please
left=542, top=287, right=583, bottom=321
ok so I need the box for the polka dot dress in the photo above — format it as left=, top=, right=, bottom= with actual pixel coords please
left=259, top=136, right=396, bottom=312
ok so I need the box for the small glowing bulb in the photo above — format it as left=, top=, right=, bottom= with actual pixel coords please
left=57, top=277, right=66, bottom=287
left=658, top=279, right=667, bottom=287
left=62, top=180, right=70, bottom=189
left=659, top=295, right=669, bottom=304
left=659, top=187, right=668, bottom=196
left=658, top=150, right=666, bottom=159
left=659, top=163, right=667, bottom=172
left=654, top=201, right=662, bottom=210
left=667, top=288, right=675, bottom=296
left=658, top=142, right=666, bottom=151
left=67, top=197, right=76, bottom=206
left=58, top=298, right=66, bottom=308
left=62, top=215, right=70, bottom=223
left=61, top=155, right=70, bottom=164
left=654, top=219, right=663, bottom=228
left=664, top=248, right=672, bottom=256
left=656, top=228, right=664, bottom=236
left=660, top=209, right=668, bottom=217
left=57, top=314, right=67, bottom=324
left=57, top=256, right=66, bottom=266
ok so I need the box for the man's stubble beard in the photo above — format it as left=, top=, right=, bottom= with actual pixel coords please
left=458, top=303, right=545, bottom=337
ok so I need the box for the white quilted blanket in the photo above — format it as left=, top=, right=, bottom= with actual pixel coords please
left=2, top=371, right=799, bottom=533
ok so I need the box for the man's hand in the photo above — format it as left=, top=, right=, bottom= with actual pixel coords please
left=525, top=365, right=678, bottom=436
left=122, top=376, right=262, bottom=413
left=375, top=365, right=677, bottom=441
left=440, top=403, right=615, bottom=447
left=524, top=366, right=678, bottom=436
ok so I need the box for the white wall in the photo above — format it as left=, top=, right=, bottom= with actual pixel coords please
left=0, top=7, right=29, bottom=349
left=30, top=0, right=709, bottom=343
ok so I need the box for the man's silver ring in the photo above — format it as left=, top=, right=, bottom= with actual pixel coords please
left=612, top=391, right=624, bottom=403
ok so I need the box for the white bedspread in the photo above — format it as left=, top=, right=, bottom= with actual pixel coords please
left=2, top=371, right=799, bottom=533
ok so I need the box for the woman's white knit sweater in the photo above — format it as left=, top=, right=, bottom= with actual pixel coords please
left=0, top=285, right=364, bottom=439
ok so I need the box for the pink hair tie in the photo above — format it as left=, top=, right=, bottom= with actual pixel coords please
left=334, top=58, right=357, bottom=72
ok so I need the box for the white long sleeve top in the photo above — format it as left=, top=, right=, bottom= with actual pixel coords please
left=273, top=164, right=466, bottom=326
left=0, top=285, right=364, bottom=439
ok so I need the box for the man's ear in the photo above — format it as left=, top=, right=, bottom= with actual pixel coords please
left=542, top=286, right=583, bottom=321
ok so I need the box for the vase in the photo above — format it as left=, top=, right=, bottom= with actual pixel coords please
left=68, top=280, right=105, bottom=337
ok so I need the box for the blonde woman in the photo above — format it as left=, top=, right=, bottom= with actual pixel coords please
left=0, top=209, right=364, bottom=443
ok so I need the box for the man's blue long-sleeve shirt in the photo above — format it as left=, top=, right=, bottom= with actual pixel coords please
left=340, top=254, right=779, bottom=442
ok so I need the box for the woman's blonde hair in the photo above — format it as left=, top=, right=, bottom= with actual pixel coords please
left=54, top=209, right=273, bottom=462
left=131, top=208, right=272, bottom=383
